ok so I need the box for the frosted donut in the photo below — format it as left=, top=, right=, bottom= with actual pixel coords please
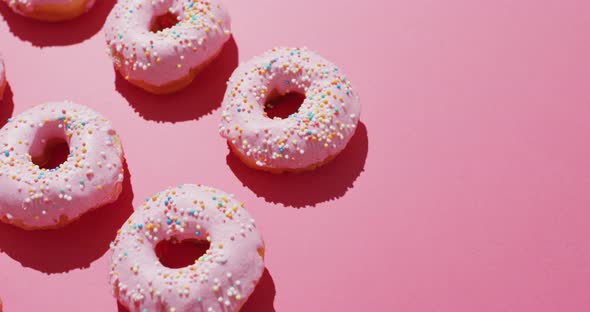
left=3, top=0, right=95, bottom=22
left=109, top=184, right=265, bottom=312
left=219, top=47, right=361, bottom=173
left=0, top=101, right=125, bottom=230
left=104, top=0, right=231, bottom=94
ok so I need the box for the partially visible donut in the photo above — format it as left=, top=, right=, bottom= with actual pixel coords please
left=0, top=101, right=125, bottom=229
left=0, top=58, right=7, bottom=99
left=219, top=47, right=361, bottom=173
left=110, top=184, right=265, bottom=312
left=3, top=0, right=95, bottom=22
left=104, top=0, right=231, bottom=94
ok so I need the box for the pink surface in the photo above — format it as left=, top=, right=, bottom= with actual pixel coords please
left=0, top=0, right=588, bottom=311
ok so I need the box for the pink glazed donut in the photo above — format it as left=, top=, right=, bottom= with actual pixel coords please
left=109, top=184, right=265, bottom=312
left=0, top=102, right=124, bottom=230
left=104, top=0, right=231, bottom=94
left=219, top=47, right=361, bottom=173
left=3, top=0, right=95, bottom=21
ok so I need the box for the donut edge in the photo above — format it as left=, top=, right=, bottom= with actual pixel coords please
left=9, top=0, right=94, bottom=22
left=114, top=44, right=224, bottom=95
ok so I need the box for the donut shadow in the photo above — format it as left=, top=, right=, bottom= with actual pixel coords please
left=0, top=0, right=116, bottom=47
left=116, top=268, right=276, bottom=312
left=0, top=84, right=14, bottom=129
left=241, top=269, right=277, bottom=312
left=115, top=36, right=239, bottom=123
left=227, top=122, right=369, bottom=208
left=0, top=160, right=134, bottom=274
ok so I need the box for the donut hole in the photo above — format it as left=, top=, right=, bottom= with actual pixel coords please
left=29, top=120, right=70, bottom=170
left=155, top=238, right=210, bottom=269
left=264, top=91, right=306, bottom=119
left=150, top=12, right=180, bottom=32
left=32, top=138, right=70, bottom=169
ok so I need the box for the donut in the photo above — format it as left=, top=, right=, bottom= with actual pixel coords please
left=109, top=184, right=265, bottom=312
left=3, top=0, right=95, bottom=22
left=104, top=0, right=231, bottom=94
left=0, top=101, right=125, bottom=230
left=219, top=47, right=361, bottom=173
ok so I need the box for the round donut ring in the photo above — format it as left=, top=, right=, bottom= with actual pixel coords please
left=109, top=184, right=265, bottom=312
left=3, top=0, right=95, bottom=21
left=219, top=47, right=361, bottom=173
left=0, top=101, right=125, bottom=229
left=104, top=0, right=231, bottom=94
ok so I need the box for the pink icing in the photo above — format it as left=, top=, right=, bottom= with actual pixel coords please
left=109, top=184, right=265, bottom=312
left=219, top=47, right=361, bottom=170
left=3, top=0, right=95, bottom=15
left=0, top=102, right=124, bottom=229
left=104, top=0, right=231, bottom=88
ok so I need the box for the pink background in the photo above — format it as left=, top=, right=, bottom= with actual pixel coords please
left=0, top=0, right=589, bottom=311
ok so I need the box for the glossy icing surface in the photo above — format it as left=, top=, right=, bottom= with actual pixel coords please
left=110, top=184, right=265, bottom=312
left=0, top=102, right=124, bottom=229
left=105, top=0, right=231, bottom=90
left=219, top=47, right=361, bottom=171
left=3, top=0, right=95, bottom=20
